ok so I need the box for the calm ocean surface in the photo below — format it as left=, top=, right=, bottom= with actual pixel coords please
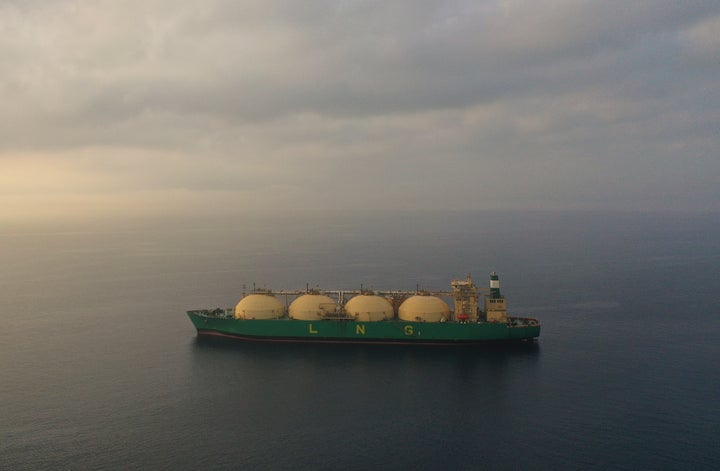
left=1, top=211, right=718, bottom=470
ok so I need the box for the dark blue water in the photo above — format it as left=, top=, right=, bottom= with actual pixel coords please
left=1, top=211, right=718, bottom=470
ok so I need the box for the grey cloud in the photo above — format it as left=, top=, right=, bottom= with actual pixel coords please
left=4, top=1, right=717, bottom=127
left=1, top=0, right=718, bottom=213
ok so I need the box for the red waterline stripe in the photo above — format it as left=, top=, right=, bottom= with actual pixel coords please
left=195, top=329, right=531, bottom=346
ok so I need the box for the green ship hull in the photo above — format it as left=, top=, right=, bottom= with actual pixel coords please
left=187, top=310, right=540, bottom=345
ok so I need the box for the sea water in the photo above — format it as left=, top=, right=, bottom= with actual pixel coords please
left=1, top=211, right=718, bottom=470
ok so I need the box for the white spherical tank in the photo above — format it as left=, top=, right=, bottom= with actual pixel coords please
left=234, top=294, right=285, bottom=319
left=344, top=295, right=394, bottom=321
left=289, top=294, right=337, bottom=320
left=398, top=295, right=450, bottom=322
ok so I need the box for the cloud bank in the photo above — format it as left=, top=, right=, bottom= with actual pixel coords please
left=2, top=0, right=719, bottom=220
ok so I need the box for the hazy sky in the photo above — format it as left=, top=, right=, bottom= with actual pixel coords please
left=2, top=0, right=719, bottom=221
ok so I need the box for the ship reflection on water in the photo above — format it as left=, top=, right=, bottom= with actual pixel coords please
left=192, top=334, right=540, bottom=356
left=190, top=334, right=540, bottom=378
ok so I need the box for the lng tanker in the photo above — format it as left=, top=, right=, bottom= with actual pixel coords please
left=187, top=273, right=540, bottom=345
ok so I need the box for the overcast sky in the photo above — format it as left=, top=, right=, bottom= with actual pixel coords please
left=2, top=0, right=719, bottom=221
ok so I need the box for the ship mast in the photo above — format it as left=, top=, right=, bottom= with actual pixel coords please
left=451, top=275, right=479, bottom=322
